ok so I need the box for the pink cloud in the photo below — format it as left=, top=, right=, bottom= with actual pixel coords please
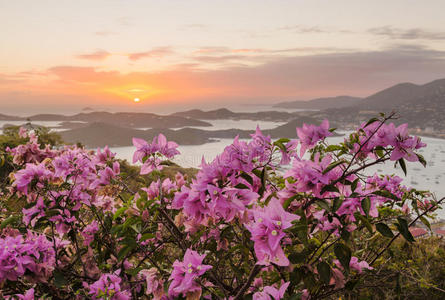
left=128, top=47, right=174, bottom=61
left=75, top=50, right=111, bottom=61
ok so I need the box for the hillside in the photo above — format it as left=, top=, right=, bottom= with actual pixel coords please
left=273, top=96, right=362, bottom=109
left=316, top=78, right=445, bottom=133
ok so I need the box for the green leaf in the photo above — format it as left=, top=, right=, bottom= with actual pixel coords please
left=355, top=214, right=373, bottom=233
left=53, top=270, right=68, bottom=288
left=240, top=172, right=254, bottom=186
left=290, top=268, right=304, bottom=286
left=398, top=158, right=407, bottom=176
left=140, top=233, right=155, bottom=241
left=395, top=217, right=415, bottom=242
left=320, top=184, right=340, bottom=194
left=274, top=138, right=291, bottom=144
left=334, top=243, right=351, bottom=272
left=325, top=145, right=343, bottom=152
left=364, top=117, right=379, bottom=128
left=317, top=261, right=331, bottom=284
left=416, top=153, right=427, bottom=167
left=372, top=190, right=400, bottom=201
left=376, top=223, right=394, bottom=238
left=316, top=199, right=330, bottom=212
left=0, top=215, right=20, bottom=229
left=113, top=207, right=127, bottom=220
left=258, top=168, right=267, bottom=197
left=333, top=197, right=344, bottom=212
left=351, top=178, right=359, bottom=192
left=283, top=195, right=298, bottom=210
left=289, top=251, right=307, bottom=264
left=361, top=197, right=370, bottom=216
left=322, top=160, right=345, bottom=174
left=117, top=245, right=133, bottom=261
left=234, top=183, right=249, bottom=189
left=420, top=216, right=431, bottom=231
left=292, top=223, right=308, bottom=245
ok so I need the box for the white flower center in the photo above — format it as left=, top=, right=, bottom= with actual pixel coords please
left=271, top=230, right=278, bottom=236
left=188, top=268, right=193, bottom=273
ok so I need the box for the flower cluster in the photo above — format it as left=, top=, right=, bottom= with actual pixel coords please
left=86, top=273, right=131, bottom=300
left=13, top=145, right=120, bottom=235
left=253, top=281, right=290, bottom=300
left=7, top=129, right=56, bottom=165
left=246, top=198, right=299, bottom=266
left=0, top=232, right=55, bottom=283
left=173, top=127, right=282, bottom=229
left=297, top=119, right=332, bottom=156
left=353, top=121, right=426, bottom=161
left=132, top=134, right=180, bottom=174
left=168, top=249, right=212, bottom=297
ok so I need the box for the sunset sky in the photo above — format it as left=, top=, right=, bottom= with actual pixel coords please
left=1, top=0, right=445, bottom=114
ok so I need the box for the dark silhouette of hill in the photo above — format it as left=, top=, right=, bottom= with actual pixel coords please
left=59, top=116, right=325, bottom=148
left=273, top=96, right=362, bottom=109
left=172, top=108, right=298, bottom=122
left=25, top=111, right=211, bottom=128
left=0, top=114, right=21, bottom=121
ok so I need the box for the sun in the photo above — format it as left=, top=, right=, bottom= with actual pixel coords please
left=133, top=98, right=140, bottom=103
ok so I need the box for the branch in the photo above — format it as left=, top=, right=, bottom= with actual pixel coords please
left=233, top=264, right=262, bottom=299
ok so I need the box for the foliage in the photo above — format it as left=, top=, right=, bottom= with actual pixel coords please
left=0, top=114, right=443, bottom=299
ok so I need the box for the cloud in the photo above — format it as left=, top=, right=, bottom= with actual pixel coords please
left=277, top=25, right=325, bottom=33
left=75, top=50, right=111, bottom=61
left=193, top=46, right=347, bottom=56
left=127, top=47, right=174, bottom=61
left=192, top=55, right=251, bottom=63
left=368, top=26, right=445, bottom=40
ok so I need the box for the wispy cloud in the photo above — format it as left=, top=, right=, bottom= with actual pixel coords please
left=277, top=25, right=325, bottom=33
left=127, top=47, right=174, bottom=61
left=75, top=50, right=111, bottom=61
left=192, top=55, right=248, bottom=63
left=368, top=26, right=445, bottom=40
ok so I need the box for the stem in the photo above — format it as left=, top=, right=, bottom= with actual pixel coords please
left=234, top=264, right=262, bottom=299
